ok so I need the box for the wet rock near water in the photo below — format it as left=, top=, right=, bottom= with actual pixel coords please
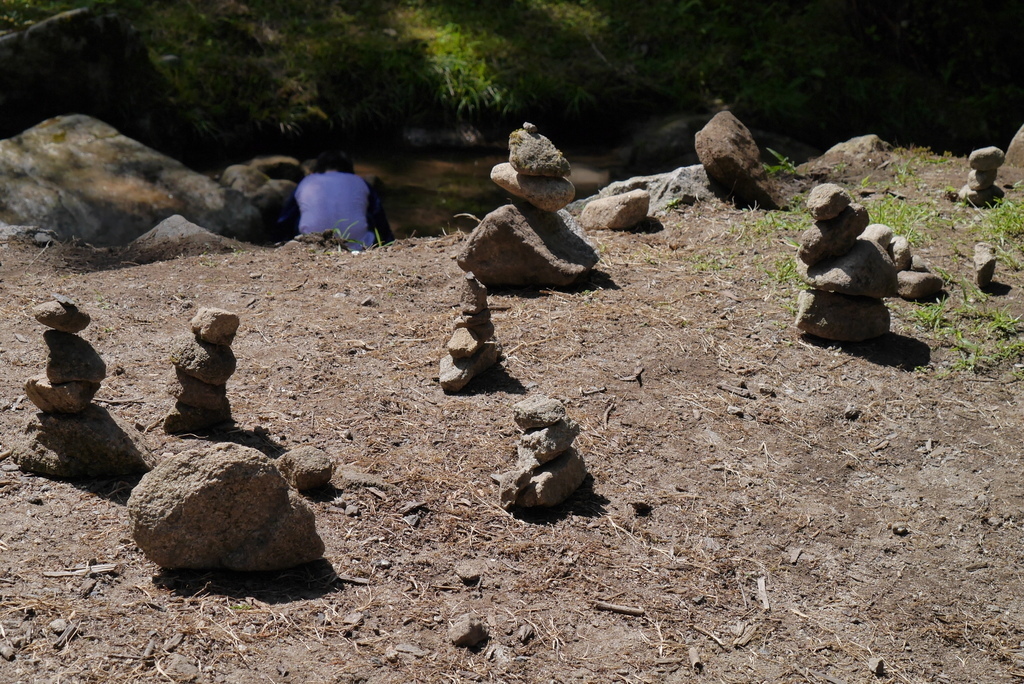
left=498, top=396, right=588, bottom=510
left=127, top=443, right=325, bottom=571
left=164, top=308, right=239, bottom=434
left=439, top=272, right=501, bottom=393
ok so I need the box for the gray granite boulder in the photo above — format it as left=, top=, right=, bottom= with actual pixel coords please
left=457, top=204, right=599, bottom=287
left=694, top=111, right=780, bottom=209
left=127, top=443, right=324, bottom=571
left=573, top=165, right=725, bottom=215
left=0, top=115, right=263, bottom=246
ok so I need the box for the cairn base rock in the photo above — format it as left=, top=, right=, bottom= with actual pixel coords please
left=795, top=290, right=890, bottom=342
left=11, top=405, right=156, bottom=478
left=439, top=341, right=501, bottom=393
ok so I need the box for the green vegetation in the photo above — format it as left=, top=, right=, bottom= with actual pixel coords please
left=4, top=1, right=1023, bottom=152
left=862, top=194, right=950, bottom=246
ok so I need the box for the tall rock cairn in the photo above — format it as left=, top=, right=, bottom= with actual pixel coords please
left=794, top=184, right=897, bottom=342
left=498, top=396, right=588, bottom=510
left=164, top=307, right=239, bottom=433
left=24, top=296, right=105, bottom=414
left=456, top=123, right=599, bottom=287
left=439, top=272, right=500, bottom=393
left=959, top=146, right=1005, bottom=207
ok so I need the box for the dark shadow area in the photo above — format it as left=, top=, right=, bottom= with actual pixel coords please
left=982, top=282, right=1012, bottom=296
left=624, top=217, right=664, bottom=234
left=568, top=269, right=621, bottom=292
left=152, top=558, right=345, bottom=603
left=802, top=332, right=932, bottom=371
left=488, top=269, right=620, bottom=299
left=461, top=363, right=528, bottom=396
left=300, top=484, right=345, bottom=504
left=172, top=424, right=288, bottom=458
left=511, top=476, right=610, bottom=524
left=72, top=475, right=144, bottom=505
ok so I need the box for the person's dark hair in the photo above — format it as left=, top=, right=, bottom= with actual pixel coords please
left=314, top=150, right=354, bottom=174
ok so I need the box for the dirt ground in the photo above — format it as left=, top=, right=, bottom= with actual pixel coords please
left=2, top=147, right=1024, bottom=684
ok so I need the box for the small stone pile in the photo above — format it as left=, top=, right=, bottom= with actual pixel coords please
left=795, top=183, right=897, bottom=341
left=457, top=123, right=599, bottom=287
left=13, top=296, right=154, bottom=478
left=890, top=232, right=944, bottom=300
left=164, top=307, right=239, bottom=433
left=959, top=146, right=1005, bottom=207
left=439, top=272, right=501, bottom=393
left=24, top=296, right=104, bottom=414
left=498, top=396, right=588, bottom=510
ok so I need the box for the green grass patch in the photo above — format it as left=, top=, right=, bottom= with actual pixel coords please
left=862, top=194, right=949, bottom=246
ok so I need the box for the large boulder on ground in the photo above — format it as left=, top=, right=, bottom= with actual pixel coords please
left=798, top=134, right=892, bottom=177
left=457, top=204, right=599, bottom=287
left=0, top=115, right=263, bottom=246
left=127, top=443, right=325, bottom=571
left=0, top=9, right=167, bottom=141
left=694, top=111, right=780, bottom=209
left=11, top=405, right=156, bottom=478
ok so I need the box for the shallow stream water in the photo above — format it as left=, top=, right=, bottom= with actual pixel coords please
left=351, top=147, right=617, bottom=239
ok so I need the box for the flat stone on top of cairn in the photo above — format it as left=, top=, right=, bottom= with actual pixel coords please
left=439, top=272, right=501, bottom=393
left=164, top=307, right=239, bottom=433
left=498, top=396, right=587, bottom=510
left=458, top=123, right=598, bottom=287
left=959, top=146, right=1005, bottom=207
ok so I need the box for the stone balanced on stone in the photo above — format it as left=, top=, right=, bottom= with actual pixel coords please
left=13, top=296, right=154, bottom=478
left=439, top=272, right=501, bottom=393
left=794, top=184, right=898, bottom=342
left=498, top=396, right=588, bottom=510
left=457, top=123, right=599, bottom=287
left=164, top=307, right=239, bottom=433
left=959, top=146, right=1005, bottom=207
left=890, top=232, right=944, bottom=300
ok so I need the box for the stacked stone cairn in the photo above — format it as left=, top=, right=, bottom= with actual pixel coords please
left=13, top=296, right=154, bottom=478
left=959, top=146, right=1005, bottom=207
left=498, top=396, right=588, bottom=510
left=795, top=184, right=898, bottom=341
left=439, top=272, right=501, bottom=393
left=457, top=123, right=599, bottom=287
left=164, top=307, right=239, bottom=433
left=24, top=296, right=104, bottom=414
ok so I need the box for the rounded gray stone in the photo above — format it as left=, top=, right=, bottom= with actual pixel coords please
left=24, top=376, right=99, bottom=414
left=968, top=168, right=998, bottom=191
left=897, top=270, right=944, bottom=300
left=276, top=445, right=335, bottom=491
left=43, top=330, right=106, bottom=384
left=805, top=183, right=852, bottom=221
left=890, top=235, right=912, bottom=271
left=795, top=289, right=890, bottom=341
left=491, top=162, right=575, bottom=211
left=513, top=395, right=566, bottom=429
left=190, top=308, right=239, bottom=346
left=968, top=146, right=1005, bottom=171
left=797, top=203, right=869, bottom=267
left=799, top=238, right=898, bottom=299
left=518, top=418, right=580, bottom=464
left=169, top=335, right=236, bottom=385
left=974, top=242, right=997, bottom=287
left=32, top=300, right=91, bottom=333
left=579, top=189, right=651, bottom=230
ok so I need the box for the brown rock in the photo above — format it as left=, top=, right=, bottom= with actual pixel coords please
left=169, top=367, right=229, bottom=411
left=190, top=308, right=240, bottom=346
left=490, top=162, right=575, bottom=211
left=163, top=400, right=232, bottom=434
left=24, top=376, right=99, bottom=414
left=507, top=125, right=571, bottom=177
left=694, top=111, right=780, bottom=209
left=459, top=272, right=488, bottom=315
left=447, top=327, right=482, bottom=359
left=578, top=189, right=651, bottom=230
left=795, top=290, right=890, bottom=342
left=805, top=183, right=852, bottom=221
left=797, top=203, right=869, bottom=266
left=897, top=271, right=944, bottom=300
left=31, top=299, right=91, bottom=333
left=276, top=445, right=335, bottom=491
left=43, top=330, right=106, bottom=384
left=169, top=335, right=236, bottom=385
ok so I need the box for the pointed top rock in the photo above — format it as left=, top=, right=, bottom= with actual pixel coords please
left=508, top=126, right=571, bottom=178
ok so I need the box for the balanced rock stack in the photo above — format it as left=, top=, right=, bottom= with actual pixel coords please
left=164, top=307, right=239, bottom=433
left=959, top=146, right=1005, bottom=207
left=794, top=184, right=898, bottom=342
left=498, top=396, right=588, bottom=510
left=24, top=296, right=104, bottom=414
left=457, top=123, right=599, bottom=287
left=439, top=272, right=501, bottom=393
left=13, top=296, right=154, bottom=478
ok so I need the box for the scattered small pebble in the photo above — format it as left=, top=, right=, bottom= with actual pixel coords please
left=868, top=656, right=886, bottom=676
left=449, top=615, right=488, bottom=647
left=892, top=523, right=910, bottom=536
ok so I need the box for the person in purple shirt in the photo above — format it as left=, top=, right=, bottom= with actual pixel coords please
left=275, top=150, right=394, bottom=249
